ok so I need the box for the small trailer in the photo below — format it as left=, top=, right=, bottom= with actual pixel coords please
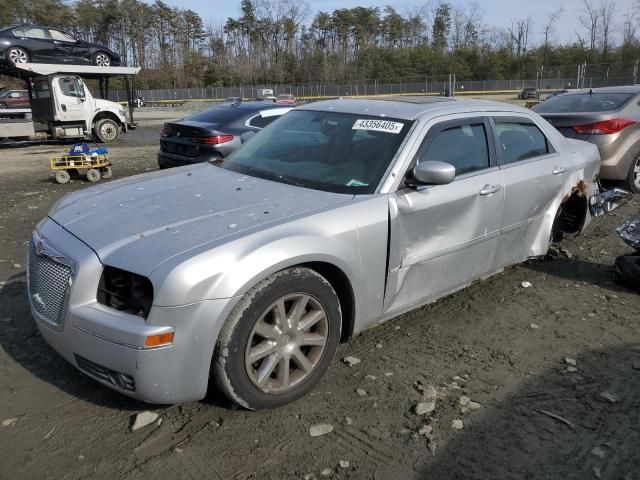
left=0, top=63, right=140, bottom=143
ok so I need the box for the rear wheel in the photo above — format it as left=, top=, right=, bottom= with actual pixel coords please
left=86, top=169, right=100, bottom=183
left=93, top=52, right=112, bottom=67
left=54, top=170, right=70, bottom=184
left=213, top=267, right=342, bottom=410
left=7, top=47, right=29, bottom=65
left=626, top=154, right=640, bottom=194
left=94, top=118, right=120, bottom=143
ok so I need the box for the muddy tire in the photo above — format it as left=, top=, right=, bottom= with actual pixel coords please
left=54, top=170, right=70, bottom=184
left=100, top=166, right=113, bottom=179
left=94, top=118, right=120, bottom=143
left=86, top=169, right=100, bottom=183
left=213, top=267, right=341, bottom=410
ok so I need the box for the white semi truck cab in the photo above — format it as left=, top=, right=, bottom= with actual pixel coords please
left=0, top=63, right=140, bottom=143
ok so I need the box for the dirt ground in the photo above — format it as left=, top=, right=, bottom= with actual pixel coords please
left=0, top=118, right=639, bottom=480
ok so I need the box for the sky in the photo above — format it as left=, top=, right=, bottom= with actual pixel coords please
left=161, top=0, right=634, bottom=45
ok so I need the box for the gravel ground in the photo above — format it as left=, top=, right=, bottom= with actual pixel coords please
left=0, top=126, right=639, bottom=480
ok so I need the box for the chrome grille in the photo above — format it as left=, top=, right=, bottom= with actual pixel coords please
left=28, top=241, right=72, bottom=325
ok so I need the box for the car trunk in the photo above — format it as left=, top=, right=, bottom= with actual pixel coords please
left=538, top=113, right=614, bottom=141
left=161, top=121, right=221, bottom=158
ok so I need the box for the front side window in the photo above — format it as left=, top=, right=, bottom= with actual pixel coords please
left=418, top=123, right=490, bottom=176
left=58, top=77, right=84, bottom=98
left=13, top=27, right=50, bottom=40
left=223, top=110, right=413, bottom=194
left=49, top=29, right=77, bottom=42
left=495, top=121, right=549, bottom=165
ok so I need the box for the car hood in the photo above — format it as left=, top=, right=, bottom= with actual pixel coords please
left=48, top=164, right=353, bottom=275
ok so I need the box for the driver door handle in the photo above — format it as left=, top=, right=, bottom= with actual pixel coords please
left=552, top=167, right=566, bottom=175
left=479, top=184, right=502, bottom=196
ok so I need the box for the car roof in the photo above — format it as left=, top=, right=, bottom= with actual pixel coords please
left=297, top=96, right=529, bottom=121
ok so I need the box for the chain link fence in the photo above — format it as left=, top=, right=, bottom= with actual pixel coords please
left=104, top=63, right=639, bottom=103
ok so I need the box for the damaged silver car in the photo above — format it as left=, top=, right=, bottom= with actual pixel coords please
left=28, top=97, right=628, bottom=409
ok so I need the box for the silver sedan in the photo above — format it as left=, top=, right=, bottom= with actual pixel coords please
left=28, top=97, right=628, bottom=409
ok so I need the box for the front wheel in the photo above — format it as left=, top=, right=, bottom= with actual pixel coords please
left=86, top=169, right=100, bottom=183
left=7, top=47, right=29, bottom=65
left=93, top=118, right=120, bottom=143
left=100, top=166, right=112, bottom=179
left=213, top=267, right=342, bottom=410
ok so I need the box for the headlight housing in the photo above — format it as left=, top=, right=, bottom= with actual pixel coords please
left=97, top=266, right=153, bottom=319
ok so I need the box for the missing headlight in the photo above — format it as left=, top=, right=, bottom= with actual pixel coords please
left=97, top=266, right=153, bottom=319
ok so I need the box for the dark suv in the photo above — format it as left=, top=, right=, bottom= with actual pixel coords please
left=519, top=87, right=538, bottom=100
left=158, top=102, right=293, bottom=169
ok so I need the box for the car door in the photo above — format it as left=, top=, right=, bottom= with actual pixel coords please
left=12, top=27, right=55, bottom=62
left=384, top=116, right=505, bottom=315
left=490, top=115, right=573, bottom=267
left=55, top=77, right=88, bottom=122
left=48, top=29, right=82, bottom=64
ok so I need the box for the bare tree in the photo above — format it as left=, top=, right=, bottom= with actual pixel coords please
left=542, top=8, right=563, bottom=65
left=622, top=8, right=637, bottom=47
left=598, top=0, right=615, bottom=57
left=510, top=16, right=533, bottom=77
left=579, top=0, right=600, bottom=51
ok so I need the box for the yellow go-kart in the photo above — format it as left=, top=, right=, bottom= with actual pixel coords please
left=50, top=144, right=112, bottom=184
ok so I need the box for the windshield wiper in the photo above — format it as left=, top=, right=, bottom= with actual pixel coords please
left=276, top=174, right=307, bottom=188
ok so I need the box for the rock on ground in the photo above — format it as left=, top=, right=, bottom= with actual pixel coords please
left=415, top=401, right=436, bottom=416
left=309, top=424, right=334, bottom=437
left=131, top=411, right=159, bottom=431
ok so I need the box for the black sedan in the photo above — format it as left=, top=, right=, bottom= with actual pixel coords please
left=0, top=26, right=121, bottom=67
left=158, top=101, right=294, bottom=169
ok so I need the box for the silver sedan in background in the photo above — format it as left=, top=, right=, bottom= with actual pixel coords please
left=28, top=97, right=628, bottom=409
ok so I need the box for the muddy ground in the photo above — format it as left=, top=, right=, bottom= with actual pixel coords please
left=0, top=119, right=639, bottom=480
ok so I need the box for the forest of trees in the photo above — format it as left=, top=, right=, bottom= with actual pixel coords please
left=1, top=0, right=639, bottom=89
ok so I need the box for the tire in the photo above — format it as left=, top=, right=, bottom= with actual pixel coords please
left=7, top=47, right=29, bottom=65
left=626, top=153, right=640, bottom=194
left=93, top=118, right=120, bottom=143
left=93, top=52, right=111, bottom=67
left=100, top=166, right=113, bottom=179
left=213, top=267, right=342, bottom=410
left=86, top=169, right=100, bottom=183
left=0, top=103, right=6, bottom=109
left=613, top=253, right=640, bottom=291
left=54, top=170, right=70, bottom=184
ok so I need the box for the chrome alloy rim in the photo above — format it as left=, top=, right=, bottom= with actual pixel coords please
left=95, top=53, right=111, bottom=66
left=100, top=122, right=117, bottom=141
left=245, top=293, right=329, bottom=393
left=9, top=48, right=28, bottom=64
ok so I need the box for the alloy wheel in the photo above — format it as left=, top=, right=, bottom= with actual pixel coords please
left=9, top=48, right=28, bottom=64
left=245, top=293, right=329, bottom=393
left=95, top=53, right=111, bottom=67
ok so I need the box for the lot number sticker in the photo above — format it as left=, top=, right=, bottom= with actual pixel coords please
left=352, top=119, right=404, bottom=134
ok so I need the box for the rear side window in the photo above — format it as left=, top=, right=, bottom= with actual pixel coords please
left=186, top=107, right=246, bottom=124
left=495, top=121, right=549, bottom=165
left=534, top=93, right=633, bottom=113
left=419, top=123, right=490, bottom=176
left=49, top=29, right=76, bottom=42
left=248, top=113, right=279, bottom=128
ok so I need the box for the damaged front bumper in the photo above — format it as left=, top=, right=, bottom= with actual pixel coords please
left=589, top=187, right=633, bottom=218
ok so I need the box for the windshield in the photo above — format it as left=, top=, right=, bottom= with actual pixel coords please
left=222, top=110, right=412, bottom=194
left=534, top=93, right=634, bottom=113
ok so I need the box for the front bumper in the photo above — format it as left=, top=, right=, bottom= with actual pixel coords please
left=28, top=217, right=234, bottom=403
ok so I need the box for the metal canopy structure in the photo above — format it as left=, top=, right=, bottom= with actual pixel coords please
left=0, top=63, right=140, bottom=125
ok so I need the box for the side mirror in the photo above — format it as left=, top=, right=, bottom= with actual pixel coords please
left=411, top=161, right=456, bottom=185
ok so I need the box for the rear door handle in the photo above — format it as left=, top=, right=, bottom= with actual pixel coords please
left=552, top=167, right=566, bottom=175
left=479, top=184, right=502, bottom=196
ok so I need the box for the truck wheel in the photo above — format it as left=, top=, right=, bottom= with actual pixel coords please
left=55, top=170, right=70, bottom=184
left=100, top=166, right=113, bottom=179
left=93, top=52, right=112, bottom=67
left=86, top=169, right=100, bottom=183
left=7, top=47, right=29, bottom=64
left=94, top=118, right=119, bottom=143
left=213, top=267, right=342, bottom=410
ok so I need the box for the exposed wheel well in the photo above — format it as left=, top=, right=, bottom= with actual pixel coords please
left=300, top=262, right=355, bottom=342
left=93, top=112, right=122, bottom=128
left=553, top=189, right=588, bottom=237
